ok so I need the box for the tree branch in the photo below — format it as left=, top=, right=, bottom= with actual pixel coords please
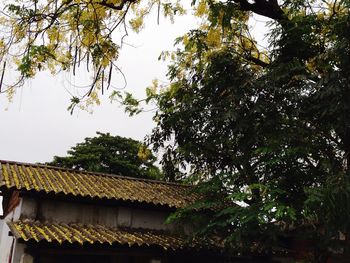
left=234, top=0, right=286, bottom=22
left=97, top=0, right=137, bottom=10
left=246, top=56, right=269, bottom=67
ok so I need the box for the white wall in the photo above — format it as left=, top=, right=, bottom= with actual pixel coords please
left=0, top=195, right=3, bottom=216
left=20, top=197, right=174, bottom=231
left=0, top=197, right=180, bottom=263
left=0, top=198, right=23, bottom=263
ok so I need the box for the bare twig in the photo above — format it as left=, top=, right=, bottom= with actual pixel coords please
left=0, top=61, right=6, bottom=92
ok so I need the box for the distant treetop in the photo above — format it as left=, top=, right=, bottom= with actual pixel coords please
left=47, top=132, right=162, bottom=180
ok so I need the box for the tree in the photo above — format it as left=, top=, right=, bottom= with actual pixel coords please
left=2, top=0, right=350, bottom=260
left=139, top=1, right=350, bottom=261
left=0, top=0, right=185, bottom=109
left=48, top=132, right=162, bottom=179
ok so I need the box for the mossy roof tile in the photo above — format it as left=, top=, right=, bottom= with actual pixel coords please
left=7, top=220, right=206, bottom=250
left=0, top=160, right=195, bottom=208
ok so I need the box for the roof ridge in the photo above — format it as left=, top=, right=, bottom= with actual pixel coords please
left=0, top=159, right=190, bottom=187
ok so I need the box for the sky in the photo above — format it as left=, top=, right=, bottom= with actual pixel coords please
left=0, top=7, right=268, bottom=165
left=0, top=10, right=198, bottom=164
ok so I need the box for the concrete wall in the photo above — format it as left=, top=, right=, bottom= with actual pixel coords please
left=0, top=198, right=25, bottom=263
left=20, top=197, right=174, bottom=231
left=0, top=197, right=178, bottom=263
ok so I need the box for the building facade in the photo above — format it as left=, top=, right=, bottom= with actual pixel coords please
left=0, top=160, right=221, bottom=263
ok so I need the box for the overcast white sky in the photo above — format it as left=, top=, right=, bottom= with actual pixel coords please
left=0, top=8, right=268, bottom=165
left=0, top=11, right=199, bottom=164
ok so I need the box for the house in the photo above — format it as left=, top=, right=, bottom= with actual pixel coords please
left=0, top=160, right=223, bottom=263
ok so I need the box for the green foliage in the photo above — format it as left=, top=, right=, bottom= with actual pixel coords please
left=2, top=0, right=350, bottom=259
left=0, top=0, right=188, bottom=106
left=48, top=132, right=162, bottom=180
left=144, top=0, right=350, bottom=260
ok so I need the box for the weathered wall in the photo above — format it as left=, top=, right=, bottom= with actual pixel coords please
left=20, top=198, right=174, bottom=231
left=1, top=197, right=182, bottom=263
left=0, top=198, right=25, bottom=263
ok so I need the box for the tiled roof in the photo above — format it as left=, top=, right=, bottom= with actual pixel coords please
left=8, top=220, right=206, bottom=250
left=0, top=160, right=194, bottom=208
